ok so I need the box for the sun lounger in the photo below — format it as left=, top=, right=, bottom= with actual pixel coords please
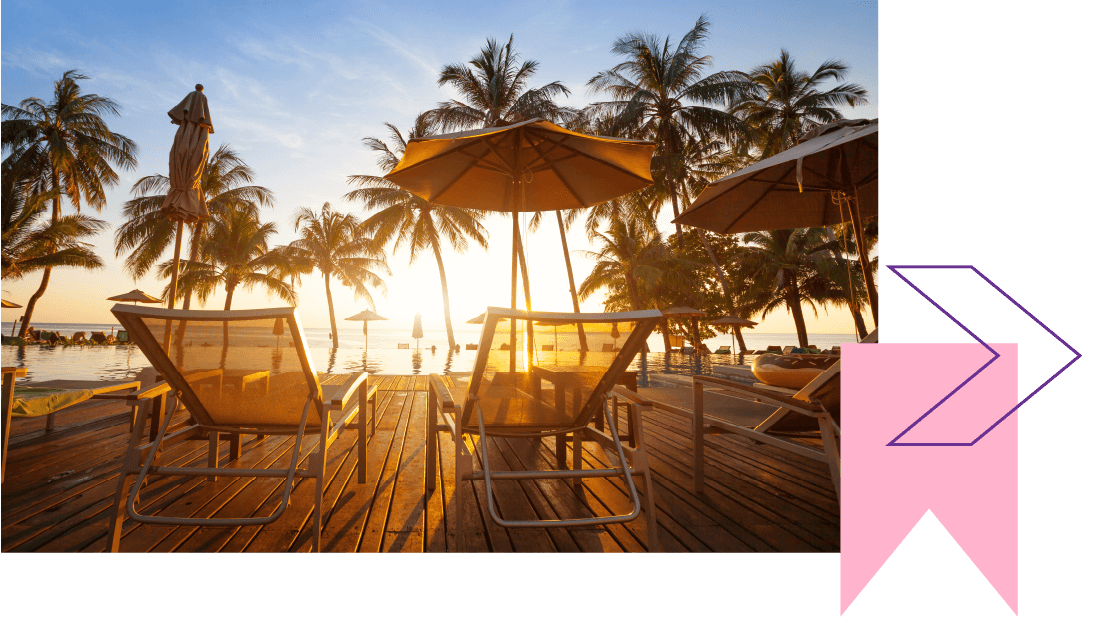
left=398, top=342, right=410, bottom=349
left=3, top=375, right=143, bottom=483
left=106, top=305, right=378, bottom=552
left=426, top=307, right=663, bottom=551
left=621, top=329, right=877, bottom=497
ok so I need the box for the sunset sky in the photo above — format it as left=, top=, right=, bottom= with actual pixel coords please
left=1, top=0, right=878, bottom=336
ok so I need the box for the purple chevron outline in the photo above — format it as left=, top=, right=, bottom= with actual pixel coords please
left=885, top=265, right=1081, bottom=446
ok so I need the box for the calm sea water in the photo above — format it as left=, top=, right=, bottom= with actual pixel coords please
left=1, top=321, right=856, bottom=384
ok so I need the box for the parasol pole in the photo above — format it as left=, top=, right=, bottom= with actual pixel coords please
left=839, top=150, right=878, bottom=327
left=162, top=219, right=185, bottom=350
left=167, top=220, right=184, bottom=310
left=510, top=180, right=519, bottom=374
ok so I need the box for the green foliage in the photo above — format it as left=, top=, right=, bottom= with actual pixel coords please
left=114, top=144, right=275, bottom=280
left=430, top=35, right=577, bottom=130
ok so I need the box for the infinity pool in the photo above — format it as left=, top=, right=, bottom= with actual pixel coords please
left=1, top=343, right=756, bottom=386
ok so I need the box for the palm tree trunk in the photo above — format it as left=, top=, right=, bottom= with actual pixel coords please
left=516, top=228, right=534, bottom=364
left=19, top=173, right=62, bottom=337
left=516, top=233, right=533, bottom=311
left=659, top=319, right=673, bottom=352
left=324, top=272, right=339, bottom=348
left=222, top=280, right=237, bottom=347
left=555, top=210, right=588, bottom=352
left=784, top=272, right=810, bottom=348
left=663, top=129, right=685, bottom=250
left=430, top=237, right=458, bottom=351
left=18, top=268, right=51, bottom=338
left=850, top=304, right=869, bottom=339
left=732, top=326, right=748, bottom=353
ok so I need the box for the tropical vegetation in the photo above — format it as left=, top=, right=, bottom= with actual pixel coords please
left=345, top=113, right=487, bottom=351
left=2, top=22, right=875, bottom=350
left=2, top=70, right=138, bottom=336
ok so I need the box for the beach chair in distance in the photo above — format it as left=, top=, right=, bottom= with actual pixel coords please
left=683, top=329, right=876, bottom=494
left=426, top=307, right=664, bottom=551
left=398, top=343, right=410, bottom=349
left=106, top=305, right=379, bottom=552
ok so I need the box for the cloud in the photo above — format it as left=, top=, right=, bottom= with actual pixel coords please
left=348, top=19, right=440, bottom=80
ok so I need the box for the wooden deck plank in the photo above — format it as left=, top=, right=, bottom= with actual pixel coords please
left=637, top=413, right=838, bottom=550
left=502, top=437, right=624, bottom=553
left=380, top=390, right=428, bottom=552
left=317, top=377, right=405, bottom=552
left=9, top=442, right=212, bottom=552
left=1, top=376, right=840, bottom=553
left=357, top=383, right=418, bottom=552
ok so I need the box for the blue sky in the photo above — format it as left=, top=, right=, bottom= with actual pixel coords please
left=1, top=0, right=877, bottom=334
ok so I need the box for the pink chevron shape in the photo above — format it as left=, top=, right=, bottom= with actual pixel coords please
left=841, top=343, right=1018, bottom=614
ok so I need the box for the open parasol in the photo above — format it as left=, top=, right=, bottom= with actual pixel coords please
left=385, top=119, right=655, bottom=371
left=1, top=299, right=22, bottom=309
left=662, top=306, right=706, bottom=347
left=346, top=309, right=387, bottom=349
left=106, top=289, right=163, bottom=305
left=675, top=119, right=878, bottom=324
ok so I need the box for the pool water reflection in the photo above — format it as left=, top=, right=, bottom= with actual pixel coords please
left=3, top=344, right=756, bottom=386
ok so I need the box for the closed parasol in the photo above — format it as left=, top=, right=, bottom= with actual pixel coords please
left=412, top=313, right=424, bottom=350
left=675, top=119, right=878, bottom=324
left=161, top=85, right=215, bottom=314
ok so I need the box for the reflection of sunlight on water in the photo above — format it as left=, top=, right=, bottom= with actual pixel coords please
left=3, top=344, right=756, bottom=384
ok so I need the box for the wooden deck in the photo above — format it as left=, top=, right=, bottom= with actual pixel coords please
left=1, top=375, right=839, bottom=552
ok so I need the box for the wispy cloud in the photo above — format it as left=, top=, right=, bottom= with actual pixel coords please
left=349, top=19, right=440, bottom=80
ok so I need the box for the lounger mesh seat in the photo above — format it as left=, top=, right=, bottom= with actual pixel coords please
left=106, top=305, right=378, bottom=552
left=428, top=307, right=663, bottom=551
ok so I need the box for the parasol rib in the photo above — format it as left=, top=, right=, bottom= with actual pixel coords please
left=426, top=146, right=496, bottom=203
left=455, top=147, right=511, bottom=174
left=525, top=129, right=650, bottom=182
left=720, top=164, right=796, bottom=234
left=547, top=162, right=587, bottom=208
left=527, top=152, right=582, bottom=174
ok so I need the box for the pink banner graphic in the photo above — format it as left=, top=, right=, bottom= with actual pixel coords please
left=842, top=343, right=1018, bottom=613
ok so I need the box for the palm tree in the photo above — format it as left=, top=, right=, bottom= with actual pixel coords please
left=431, top=35, right=577, bottom=315
left=732, top=49, right=868, bottom=158
left=162, top=206, right=295, bottom=310
left=737, top=227, right=835, bottom=348
left=528, top=207, right=589, bottom=351
left=429, top=35, right=576, bottom=130
left=281, top=203, right=389, bottom=348
left=345, top=115, right=488, bottom=351
left=587, top=14, right=748, bottom=246
left=2, top=70, right=138, bottom=336
left=114, top=144, right=275, bottom=306
left=579, top=217, right=677, bottom=350
left=3, top=169, right=105, bottom=280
